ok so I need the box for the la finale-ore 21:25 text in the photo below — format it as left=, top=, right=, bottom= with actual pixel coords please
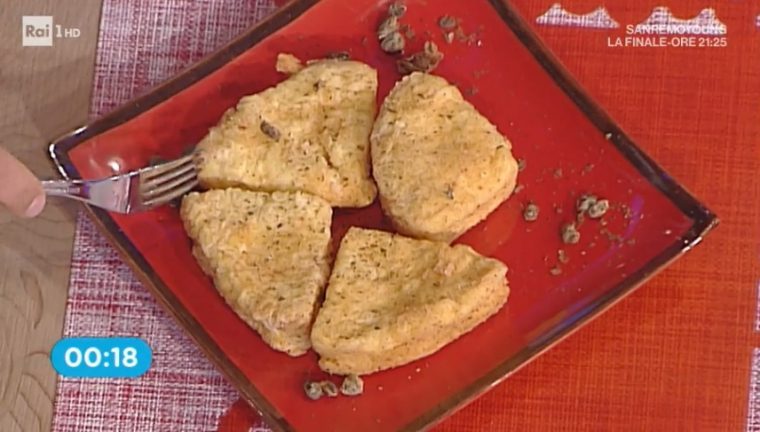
left=607, top=25, right=727, bottom=48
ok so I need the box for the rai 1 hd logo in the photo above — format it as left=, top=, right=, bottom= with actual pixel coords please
left=22, top=16, right=81, bottom=47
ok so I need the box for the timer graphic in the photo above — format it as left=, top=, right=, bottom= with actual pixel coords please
left=51, top=337, right=152, bottom=378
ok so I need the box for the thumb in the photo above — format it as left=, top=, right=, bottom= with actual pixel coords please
left=0, top=147, right=45, bottom=218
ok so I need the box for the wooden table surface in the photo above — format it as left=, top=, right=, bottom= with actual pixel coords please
left=0, top=1, right=102, bottom=431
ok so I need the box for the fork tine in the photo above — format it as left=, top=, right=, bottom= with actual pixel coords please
left=141, top=177, right=198, bottom=208
left=142, top=169, right=197, bottom=198
left=141, top=154, right=196, bottom=181
left=141, top=160, right=196, bottom=190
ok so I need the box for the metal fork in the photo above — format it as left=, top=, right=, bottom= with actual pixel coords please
left=42, top=154, right=198, bottom=213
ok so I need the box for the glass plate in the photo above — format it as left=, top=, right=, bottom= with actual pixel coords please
left=49, top=0, right=717, bottom=430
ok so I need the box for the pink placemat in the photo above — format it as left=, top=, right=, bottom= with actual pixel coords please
left=52, top=1, right=275, bottom=431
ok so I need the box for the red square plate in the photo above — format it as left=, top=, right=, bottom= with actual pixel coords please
left=49, top=0, right=717, bottom=430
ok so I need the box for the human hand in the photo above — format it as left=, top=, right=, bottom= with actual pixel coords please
left=0, top=147, right=45, bottom=218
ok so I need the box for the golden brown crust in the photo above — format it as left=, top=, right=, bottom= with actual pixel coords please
left=311, top=228, right=509, bottom=374
left=197, top=58, right=378, bottom=208
left=371, top=72, right=519, bottom=242
left=181, top=189, right=332, bottom=356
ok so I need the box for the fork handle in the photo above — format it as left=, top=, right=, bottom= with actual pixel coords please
left=42, top=179, right=88, bottom=200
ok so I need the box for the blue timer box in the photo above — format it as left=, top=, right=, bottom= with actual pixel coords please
left=50, top=337, right=152, bottom=378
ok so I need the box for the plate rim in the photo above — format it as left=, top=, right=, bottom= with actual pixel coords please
left=48, top=0, right=719, bottom=431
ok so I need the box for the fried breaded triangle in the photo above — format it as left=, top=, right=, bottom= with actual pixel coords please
left=371, top=72, right=519, bottom=242
left=197, top=57, right=378, bottom=208
left=181, top=189, right=332, bottom=356
left=311, top=228, right=508, bottom=374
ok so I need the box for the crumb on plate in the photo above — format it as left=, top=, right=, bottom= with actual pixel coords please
left=397, top=41, right=443, bottom=74
left=304, top=381, right=323, bottom=400
left=561, top=222, right=581, bottom=244
left=341, top=374, right=364, bottom=396
left=320, top=381, right=339, bottom=397
left=275, top=53, right=303, bottom=75
left=389, top=1, right=407, bottom=17
left=523, top=202, right=539, bottom=222
left=438, top=15, right=457, bottom=30
left=558, top=249, right=569, bottom=264
left=377, top=15, right=399, bottom=40
left=587, top=199, right=609, bottom=219
left=380, top=31, right=405, bottom=53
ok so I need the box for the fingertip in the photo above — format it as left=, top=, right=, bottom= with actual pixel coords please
left=23, top=194, right=46, bottom=218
